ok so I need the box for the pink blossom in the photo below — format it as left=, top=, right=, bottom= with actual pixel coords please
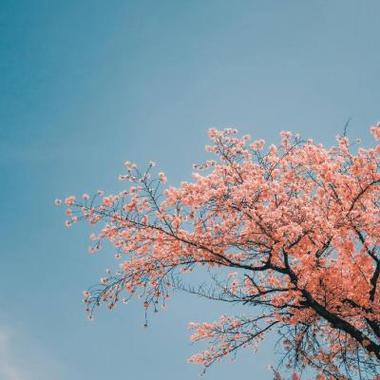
left=82, top=193, right=90, bottom=201
left=64, top=195, right=76, bottom=206
left=59, top=126, right=380, bottom=378
left=158, top=172, right=167, bottom=183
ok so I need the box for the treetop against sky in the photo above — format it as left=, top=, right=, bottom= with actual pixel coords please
left=58, top=124, right=380, bottom=380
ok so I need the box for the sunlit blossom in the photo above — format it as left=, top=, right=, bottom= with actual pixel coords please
left=59, top=126, right=380, bottom=379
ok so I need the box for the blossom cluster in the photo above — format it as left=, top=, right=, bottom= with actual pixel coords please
left=57, top=124, right=380, bottom=379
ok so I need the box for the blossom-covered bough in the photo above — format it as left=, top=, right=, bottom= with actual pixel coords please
left=58, top=125, right=380, bottom=379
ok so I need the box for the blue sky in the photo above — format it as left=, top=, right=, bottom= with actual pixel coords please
left=1, top=1, right=379, bottom=379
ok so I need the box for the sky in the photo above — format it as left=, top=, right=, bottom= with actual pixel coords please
left=0, top=1, right=379, bottom=379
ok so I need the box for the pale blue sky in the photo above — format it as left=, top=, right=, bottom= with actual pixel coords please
left=0, top=1, right=379, bottom=379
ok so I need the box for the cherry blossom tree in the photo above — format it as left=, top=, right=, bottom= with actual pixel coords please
left=58, top=124, right=380, bottom=379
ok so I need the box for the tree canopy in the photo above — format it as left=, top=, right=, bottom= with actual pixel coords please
left=58, top=124, right=380, bottom=379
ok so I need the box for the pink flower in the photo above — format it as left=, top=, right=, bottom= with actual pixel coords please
left=250, top=139, right=265, bottom=151
left=82, top=193, right=90, bottom=201
left=158, top=172, right=167, bottom=183
left=102, top=196, right=113, bottom=207
left=82, top=290, right=91, bottom=299
left=124, top=161, right=137, bottom=170
left=208, top=128, right=218, bottom=138
left=370, top=123, right=380, bottom=140
left=64, top=195, right=76, bottom=206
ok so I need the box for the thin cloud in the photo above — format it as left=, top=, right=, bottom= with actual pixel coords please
left=0, top=325, right=63, bottom=380
left=0, top=327, right=25, bottom=380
